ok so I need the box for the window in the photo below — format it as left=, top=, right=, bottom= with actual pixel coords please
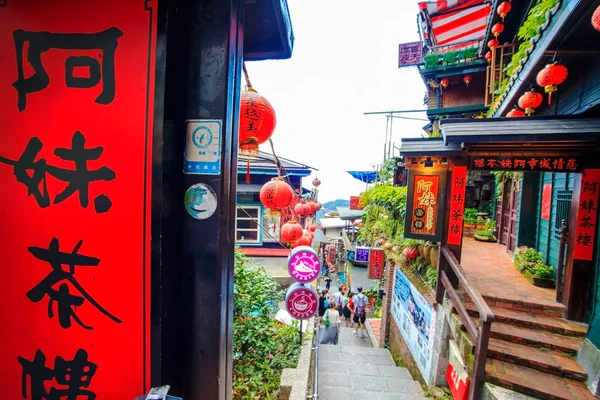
left=236, top=206, right=261, bottom=244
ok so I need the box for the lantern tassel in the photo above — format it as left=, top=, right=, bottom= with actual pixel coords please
left=548, top=92, right=552, bottom=105
left=246, top=159, right=250, bottom=184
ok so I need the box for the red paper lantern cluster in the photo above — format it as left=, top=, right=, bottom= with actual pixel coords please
left=536, top=63, right=568, bottom=104
left=294, top=200, right=318, bottom=216
left=492, top=22, right=504, bottom=38
left=403, top=247, right=419, bottom=259
left=281, top=219, right=303, bottom=244
left=259, top=178, right=294, bottom=210
left=497, top=1, right=511, bottom=21
left=239, top=87, right=277, bottom=157
left=518, top=89, right=543, bottom=116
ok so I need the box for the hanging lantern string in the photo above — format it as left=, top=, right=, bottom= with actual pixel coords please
left=242, top=62, right=253, bottom=89
left=268, top=138, right=284, bottom=179
left=236, top=203, right=290, bottom=249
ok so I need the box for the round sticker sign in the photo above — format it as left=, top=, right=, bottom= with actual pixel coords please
left=287, top=245, right=321, bottom=283
left=285, top=283, right=318, bottom=320
left=184, top=183, right=218, bottom=220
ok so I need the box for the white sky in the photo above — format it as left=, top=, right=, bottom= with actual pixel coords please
left=251, top=0, right=428, bottom=203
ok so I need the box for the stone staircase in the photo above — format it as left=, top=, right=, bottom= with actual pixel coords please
left=459, top=295, right=595, bottom=399
left=317, top=327, right=427, bottom=400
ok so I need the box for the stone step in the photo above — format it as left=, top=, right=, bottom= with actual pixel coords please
left=486, top=359, right=596, bottom=400
left=319, top=345, right=391, bottom=357
left=481, top=294, right=566, bottom=318
left=318, top=360, right=413, bottom=379
left=490, top=320, right=584, bottom=355
left=488, top=338, right=588, bottom=381
left=319, top=350, right=395, bottom=366
left=318, top=371, right=423, bottom=393
left=462, top=301, right=587, bottom=337
left=318, top=386, right=427, bottom=400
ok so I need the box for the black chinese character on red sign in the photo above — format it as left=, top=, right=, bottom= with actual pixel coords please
left=579, top=216, right=595, bottom=229
left=452, top=193, right=463, bottom=203
left=13, top=28, right=123, bottom=111
left=451, top=209, right=462, bottom=221
left=454, top=177, right=465, bottom=189
left=581, top=200, right=597, bottom=213
left=450, top=224, right=461, bottom=235
left=27, top=238, right=122, bottom=330
left=0, top=131, right=115, bottom=213
left=577, top=233, right=593, bottom=246
left=584, top=181, right=598, bottom=195
left=18, top=348, right=98, bottom=400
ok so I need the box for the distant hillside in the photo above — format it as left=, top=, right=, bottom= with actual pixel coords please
left=316, top=199, right=350, bottom=220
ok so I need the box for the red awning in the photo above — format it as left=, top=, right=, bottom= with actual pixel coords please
left=419, top=0, right=491, bottom=47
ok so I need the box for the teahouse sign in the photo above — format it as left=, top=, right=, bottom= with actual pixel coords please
left=404, top=169, right=447, bottom=241
left=470, top=156, right=584, bottom=172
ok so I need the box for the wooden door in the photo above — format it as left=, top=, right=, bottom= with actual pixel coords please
left=499, top=180, right=511, bottom=246
left=507, top=185, right=518, bottom=253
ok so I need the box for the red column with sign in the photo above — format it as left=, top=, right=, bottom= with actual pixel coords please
left=448, top=166, right=467, bottom=246
left=574, top=169, right=600, bottom=260
left=0, top=2, right=156, bottom=398
left=368, top=249, right=384, bottom=279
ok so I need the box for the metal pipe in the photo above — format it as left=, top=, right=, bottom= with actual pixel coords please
left=312, top=317, right=319, bottom=399
left=364, top=109, right=427, bottom=115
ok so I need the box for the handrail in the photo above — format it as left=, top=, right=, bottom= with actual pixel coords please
left=437, top=245, right=494, bottom=399
left=308, top=317, right=319, bottom=399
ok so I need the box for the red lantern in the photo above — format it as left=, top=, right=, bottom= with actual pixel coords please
left=536, top=63, right=568, bottom=104
left=384, top=242, right=391, bottom=250
left=440, top=78, right=449, bottom=88
left=497, top=1, right=511, bottom=20
left=314, top=202, right=322, bottom=211
left=306, top=201, right=316, bottom=214
left=259, top=178, right=294, bottom=210
left=308, top=225, right=316, bottom=232
left=403, top=247, right=419, bottom=260
left=378, top=238, right=386, bottom=245
left=312, top=178, right=321, bottom=187
left=281, top=219, right=303, bottom=244
left=463, top=75, right=472, bottom=87
left=294, top=201, right=310, bottom=216
left=488, top=38, right=499, bottom=49
left=485, top=51, right=492, bottom=63
left=506, top=108, right=525, bottom=118
left=392, top=246, right=399, bottom=253
left=593, top=6, right=600, bottom=31
left=294, top=235, right=311, bottom=247
left=239, top=87, right=277, bottom=157
left=492, top=23, right=504, bottom=37
left=518, top=89, right=543, bottom=116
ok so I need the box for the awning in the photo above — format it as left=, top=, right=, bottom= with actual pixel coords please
left=337, top=207, right=365, bottom=221
left=347, top=171, right=378, bottom=184
left=440, top=117, right=600, bottom=153
left=419, top=0, right=491, bottom=46
left=400, top=138, right=463, bottom=156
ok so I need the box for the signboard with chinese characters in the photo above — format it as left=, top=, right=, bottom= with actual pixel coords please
left=574, top=169, right=600, bottom=261
left=350, top=195, right=363, bottom=210
left=0, top=2, right=157, bottom=398
left=447, top=166, right=467, bottom=246
left=398, top=41, right=423, bottom=67
left=368, top=249, right=384, bottom=279
left=446, top=340, right=470, bottom=400
left=405, top=170, right=447, bottom=241
left=470, top=156, right=583, bottom=172
left=391, top=267, right=435, bottom=380
left=184, top=119, right=222, bottom=175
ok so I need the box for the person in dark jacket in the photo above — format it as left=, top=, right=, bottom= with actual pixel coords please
left=318, top=289, right=328, bottom=317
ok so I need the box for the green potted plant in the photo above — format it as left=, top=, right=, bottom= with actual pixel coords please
left=513, top=247, right=556, bottom=288
left=474, top=218, right=497, bottom=242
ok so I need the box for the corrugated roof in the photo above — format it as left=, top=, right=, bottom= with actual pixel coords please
left=237, top=151, right=313, bottom=176
left=399, top=138, right=463, bottom=156
left=319, top=217, right=346, bottom=229
left=337, top=207, right=365, bottom=221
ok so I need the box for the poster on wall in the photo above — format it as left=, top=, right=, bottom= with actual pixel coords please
left=0, top=1, right=157, bottom=398
left=391, top=268, right=435, bottom=380
left=404, top=170, right=446, bottom=241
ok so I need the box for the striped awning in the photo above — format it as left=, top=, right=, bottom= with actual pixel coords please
left=419, top=0, right=491, bottom=47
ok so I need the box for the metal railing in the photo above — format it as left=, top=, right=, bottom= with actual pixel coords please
left=436, top=246, right=494, bottom=399
left=427, top=38, right=483, bottom=55
left=307, top=317, right=319, bottom=399
left=485, top=43, right=517, bottom=106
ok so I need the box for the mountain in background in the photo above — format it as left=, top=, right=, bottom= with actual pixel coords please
left=316, top=199, right=349, bottom=220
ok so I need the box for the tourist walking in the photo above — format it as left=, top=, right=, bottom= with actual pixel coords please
left=318, top=289, right=328, bottom=318
left=342, top=291, right=353, bottom=327
left=324, top=276, right=332, bottom=290
left=319, top=302, right=341, bottom=345
left=352, top=287, right=368, bottom=338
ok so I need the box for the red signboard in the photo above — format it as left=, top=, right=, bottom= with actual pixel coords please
left=328, top=247, right=336, bottom=263
left=0, top=2, right=157, bottom=398
left=574, top=169, right=600, bottom=261
left=448, top=166, right=467, bottom=246
left=350, top=195, right=363, bottom=210
left=410, top=174, right=440, bottom=236
left=368, top=249, right=384, bottom=279
left=446, top=340, right=470, bottom=400
left=541, top=184, right=552, bottom=220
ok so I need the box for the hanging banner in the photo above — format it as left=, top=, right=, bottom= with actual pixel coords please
left=448, top=166, right=467, bottom=246
left=0, top=1, right=157, bottom=398
left=541, top=184, right=552, bottom=221
left=368, top=249, right=384, bottom=279
left=405, top=170, right=447, bottom=241
left=574, top=169, right=600, bottom=261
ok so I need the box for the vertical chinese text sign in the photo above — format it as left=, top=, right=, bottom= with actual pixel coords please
left=574, top=169, right=600, bottom=261
left=447, top=166, right=467, bottom=246
left=0, top=1, right=157, bottom=398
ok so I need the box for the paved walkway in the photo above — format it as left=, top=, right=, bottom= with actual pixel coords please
left=460, top=237, right=562, bottom=310
left=317, top=327, right=426, bottom=400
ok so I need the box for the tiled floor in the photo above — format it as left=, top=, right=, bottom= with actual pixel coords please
left=460, top=237, right=562, bottom=311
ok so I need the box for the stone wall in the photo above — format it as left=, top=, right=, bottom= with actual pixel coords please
left=279, top=319, right=315, bottom=400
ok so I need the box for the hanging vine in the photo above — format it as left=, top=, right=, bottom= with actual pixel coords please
left=492, top=171, right=522, bottom=200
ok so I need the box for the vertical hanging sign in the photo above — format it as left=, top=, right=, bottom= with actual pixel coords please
left=405, top=170, right=447, bottom=241
left=574, top=169, right=600, bottom=261
left=448, top=166, right=467, bottom=245
left=0, top=1, right=157, bottom=398
left=368, top=249, right=384, bottom=279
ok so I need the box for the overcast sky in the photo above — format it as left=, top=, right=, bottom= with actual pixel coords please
left=251, top=0, right=428, bottom=203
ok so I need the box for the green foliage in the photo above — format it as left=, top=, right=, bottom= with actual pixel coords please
left=424, top=54, right=439, bottom=69
left=378, top=158, right=398, bottom=184
left=492, top=171, right=521, bottom=200
left=513, top=246, right=555, bottom=279
left=424, top=267, right=438, bottom=289
left=442, top=50, right=459, bottom=66
left=233, top=250, right=303, bottom=399
left=357, top=185, right=407, bottom=244
left=476, top=219, right=496, bottom=238
left=486, top=0, right=559, bottom=116
left=463, top=207, right=479, bottom=223
left=423, top=46, right=480, bottom=71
